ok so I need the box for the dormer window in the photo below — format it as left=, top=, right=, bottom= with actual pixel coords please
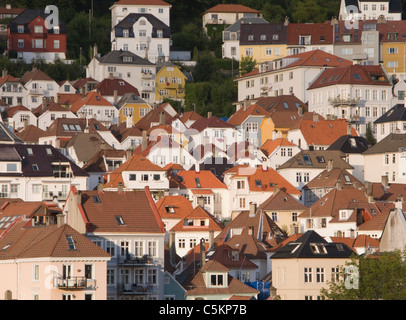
left=310, top=243, right=327, bottom=254
left=248, top=35, right=254, bottom=41
left=210, top=274, right=224, bottom=286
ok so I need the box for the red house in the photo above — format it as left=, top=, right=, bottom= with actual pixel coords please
left=7, top=9, right=67, bottom=63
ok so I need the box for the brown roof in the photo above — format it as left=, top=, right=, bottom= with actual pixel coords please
left=32, top=101, right=70, bottom=117
left=254, top=95, right=307, bottom=113
left=208, top=243, right=258, bottom=270
left=57, top=93, right=82, bottom=106
left=4, top=105, right=31, bottom=118
left=171, top=206, right=224, bottom=232
left=171, top=170, right=227, bottom=190
left=269, top=111, right=322, bottom=130
left=15, top=125, right=45, bottom=143
left=115, top=0, right=171, bottom=6
left=78, top=189, right=165, bottom=234
left=42, top=118, right=108, bottom=138
left=0, top=221, right=110, bottom=260
left=95, top=78, right=140, bottom=97
left=258, top=189, right=307, bottom=212
left=370, top=183, right=406, bottom=202
left=190, top=116, right=234, bottom=132
left=288, top=22, right=334, bottom=45
left=20, top=69, right=55, bottom=85
left=261, top=138, right=297, bottom=157
left=180, top=111, right=204, bottom=124
left=135, top=105, right=174, bottom=131
left=304, top=168, right=364, bottom=189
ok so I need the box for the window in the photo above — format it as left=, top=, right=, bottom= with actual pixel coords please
left=147, top=269, right=157, bottom=284
left=66, top=235, right=76, bottom=250
left=292, top=212, right=298, bottom=222
left=271, top=212, right=278, bottom=221
left=106, top=241, right=115, bottom=256
left=266, top=47, right=272, bottom=55
left=7, top=163, right=17, bottom=172
left=331, top=267, right=340, bottom=283
left=304, top=267, right=312, bottom=283
left=18, top=39, right=24, bottom=48
left=239, top=197, right=246, bottom=208
left=210, top=274, right=224, bottom=286
left=115, top=216, right=125, bottom=225
left=148, top=241, right=157, bottom=257
left=120, top=241, right=129, bottom=257
left=18, top=25, right=24, bottom=33
left=316, top=268, right=325, bottom=283
left=129, top=174, right=136, bottom=181
left=34, top=25, right=43, bottom=33
left=178, top=238, right=185, bottom=248
left=245, top=48, right=253, bottom=56
left=54, top=40, right=60, bottom=49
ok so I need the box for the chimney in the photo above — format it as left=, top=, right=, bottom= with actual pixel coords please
left=141, top=130, right=148, bottom=151
left=42, top=97, right=48, bottom=111
left=97, top=181, right=103, bottom=192
left=396, top=194, right=404, bottom=210
left=197, top=196, right=205, bottom=208
left=273, top=183, right=279, bottom=193
left=284, top=16, right=289, bottom=26
left=207, top=112, right=212, bottom=118
left=336, top=179, right=343, bottom=190
left=195, top=162, right=200, bottom=173
left=93, top=44, right=98, bottom=57
left=298, top=105, right=303, bottom=117
left=200, top=238, right=206, bottom=267
left=159, top=111, right=166, bottom=125
left=113, top=90, right=118, bottom=105
left=117, top=182, right=124, bottom=193
left=2, top=69, right=7, bottom=77
left=327, top=159, right=333, bottom=171
left=169, top=230, right=176, bottom=265
left=347, top=123, right=352, bottom=135
left=313, top=113, right=319, bottom=122
left=209, top=229, right=214, bottom=249
left=365, top=181, right=372, bottom=196
left=382, top=175, right=389, bottom=188
left=249, top=202, right=257, bottom=217
left=262, top=162, right=268, bottom=171
left=244, top=99, right=250, bottom=111
left=126, top=116, right=133, bottom=128
left=56, top=214, right=65, bottom=228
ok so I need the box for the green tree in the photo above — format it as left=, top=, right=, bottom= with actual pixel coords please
left=239, top=55, right=257, bottom=76
left=262, top=2, right=286, bottom=23
left=291, top=0, right=328, bottom=23
left=365, top=122, right=376, bottom=145
left=192, top=51, right=218, bottom=82
left=321, top=250, right=406, bottom=300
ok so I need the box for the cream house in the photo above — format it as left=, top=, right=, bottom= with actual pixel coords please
left=270, top=231, right=354, bottom=300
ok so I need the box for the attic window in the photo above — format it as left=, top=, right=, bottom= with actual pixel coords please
left=290, top=243, right=301, bottom=254
left=283, top=102, right=289, bottom=109
left=66, top=235, right=77, bottom=250
left=32, top=164, right=39, bottom=171
left=115, top=216, right=125, bottom=225
left=96, top=96, right=100, bottom=101
left=316, top=156, right=325, bottom=163
left=165, top=206, right=175, bottom=213
left=1, top=242, right=12, bottom=251
left=344, top=175, right=351, bottom=183
left=310, top=243, right=327, bottom=254
left=46, top=148, right=52, bottom=155
left=248, top=35, right=254, bottom=41
left=255, top=180, right=262, bottom=187
left=119, top=81, right=125, bottom=86
left=195, top=178, right=201, bottom=188
left=93, top=196, right=101, bottom=203
left=303, top=154, right=312, bottom=165
left=27, top=148, right=33, bottom=155
left=353, top=74, right=361, bottom=80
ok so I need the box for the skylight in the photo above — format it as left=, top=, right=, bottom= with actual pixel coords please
left=303, top=154, right=312, bottom=165
left=66, top=235, right=76, bottom=250
left=353, top=74, right=361, bottom=80
left=195, top=177, right=201, bottom=188
left=115, top=216, right=125, bottom=225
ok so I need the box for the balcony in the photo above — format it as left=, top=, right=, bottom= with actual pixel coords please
left=141, top=72, right=154, bottom=79
left=118, top=254, right=155, bottom=266
left=117, top=283, right=154, bottom=295
left=57, top=277, right=96, bottom=290
left=349, top=114, right=361, bottom=122
left=141, top=86, right=155, bottom=92
left=328, top=97, right=361, bottom=107
left=30, top=89, right=45, bottom=95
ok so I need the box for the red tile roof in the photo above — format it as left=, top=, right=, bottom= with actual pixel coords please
left=261, top=138, right=296, bottom=157
left=204, top=4, right=259, bottom=13
left=95, top=78, right=140, bottom=97
left=115, top=0, right=171, bottom=6
left=155, top=195, right=194, bottom=220
left=171, top=206, right=224, bottom=233
left=308, top=64, right=391, bottom=90
left=171, top=170, right=227, bottom=190
left=227, top=165, right=300, bottom=195
left=288, top=23, right=334, bottom=45
left=298, top=119, right=358, bottom=146
left=70, top=91, right=113, bottom=113
left=227, top=103, right=270, bottom=127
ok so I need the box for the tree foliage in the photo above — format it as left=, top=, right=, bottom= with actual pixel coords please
left=239, top=55, right=257, bottom=76
left=321, top=250, right=406, bottom=300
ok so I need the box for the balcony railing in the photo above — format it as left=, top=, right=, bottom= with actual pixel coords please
left=117, top=283, right=154, bottom=295
left=118, top=254, right=155, bottom=266
left=57, top=277, right=96, bottom=290
left=328, top=97, right=361, bottom=107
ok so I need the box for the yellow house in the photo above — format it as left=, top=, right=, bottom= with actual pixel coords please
left=117, top=93, right=152, bottom=126
left=155, top=62, right=187, bottom=103
left=378, top=21, right=406, bottom=78
left=239, top=23, right=288, bottom=66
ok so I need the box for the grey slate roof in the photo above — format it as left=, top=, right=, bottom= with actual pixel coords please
left=224, top=17, right=269, bottom=33
left=374, top=104, right=406, bottom=124
left=0, top=122, right=24, bottom=144
left=97, top=50, right=154, bottom=66
left=0, top=144, right=88, bottom=177
left=270, top=230, right=355, bottom=259
left=9, top=9, right=67, bottom=34
left=114, top=13, right=170, bottom=38
left=327, top=135, right=370, bottom=154
left=363, top=133, right=406, bottom=155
